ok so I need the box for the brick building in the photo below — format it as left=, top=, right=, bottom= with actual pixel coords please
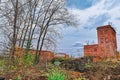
left=84, top=25, right=117, bottom=59
left=13, top=47, right=69, bottom=61
left=13, top=47, right=54, bottom=61
left=29, top=50, right=54, bottom=61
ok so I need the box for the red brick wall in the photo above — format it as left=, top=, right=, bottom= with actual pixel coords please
left=97, top=25, right=117, bottom=58
left=84, top=44, right=98, bottom=57
left=84, top=25, right=117, bottom=59
left=39, top=51, right=54, bottom=61
left=29, top=50, right=54, bottom=61
left=13, top=47, right=54, bottom=61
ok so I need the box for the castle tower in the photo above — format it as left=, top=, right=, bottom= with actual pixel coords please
left=97, top=25, right=117, bottom=58
left=84, top=25, right=117, bottom=61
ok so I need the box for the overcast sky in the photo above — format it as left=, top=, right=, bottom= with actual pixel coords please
left=56, top=0, right=120, bottom=57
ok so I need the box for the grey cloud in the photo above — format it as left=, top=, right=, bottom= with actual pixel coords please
left=72, top=42, right=83, bottom=47
left=83, top=13, right=111, bottom=30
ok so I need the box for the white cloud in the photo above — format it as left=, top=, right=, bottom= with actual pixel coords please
left=68, top=0, right=120, bottom=27
left=65, top=0, right=120, bottom=51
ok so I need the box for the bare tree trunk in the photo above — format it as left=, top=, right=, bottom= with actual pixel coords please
left=11, top=0, right=18, bottom=63
left=30, top=0, right=44, bottom=42
left=21, top=19, right=30, bottom=48
left=35, top=5, right=58, bottom=64
left=34, top=0, right=54, bottom=64
left=18, top=12, right=29, bottom=47
left=21, top=0, right=38, bottom=49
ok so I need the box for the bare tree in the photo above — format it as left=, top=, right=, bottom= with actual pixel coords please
left=0, top=0, right=21, bottom=62
left=0, top=0, right=32, bottom=62
left=33, top=0, right=76, bottom=64
left=0, top=0, right=77, bottom=64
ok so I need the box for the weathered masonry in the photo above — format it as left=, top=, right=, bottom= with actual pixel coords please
left=84, top=25, right=117, bottom=59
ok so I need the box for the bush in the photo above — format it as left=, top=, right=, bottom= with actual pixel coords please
left=22, top=53, right=34, bottom=66
left=85, top=63, right=91, bottom=68
left=22, top=39, right=34, bottom=66
left=51, top=58, right=66, bottom=63
left=47, top=67, right=66, bottom=80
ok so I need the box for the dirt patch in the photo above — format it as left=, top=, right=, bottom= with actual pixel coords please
left=4, top=66, right=42, bottom=80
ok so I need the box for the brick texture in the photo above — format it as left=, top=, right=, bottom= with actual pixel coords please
left=84, top=25, right=117, bottom=61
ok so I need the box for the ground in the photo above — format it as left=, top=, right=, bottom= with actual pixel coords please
left=0, top=57, right=120, bottom=80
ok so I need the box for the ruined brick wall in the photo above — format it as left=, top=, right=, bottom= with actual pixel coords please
left=97, top=25, right=117, bottom=58
left=13, top=47, right=54, bottom=61
left=29, top=50, right=54, bottom=61
left=84, top=25, right=117, bottom=59
left=39, top=51, right=54, bottom=61
left=84, top=44, right=98, bottom=57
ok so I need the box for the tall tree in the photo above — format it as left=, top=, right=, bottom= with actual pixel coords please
left=0, top=0, right=77, bottom=64
left=33, top=0, right=76, bottom=64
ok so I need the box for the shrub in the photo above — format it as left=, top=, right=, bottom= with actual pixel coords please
left=22, top=39, right=34, bottom=66
left=22, top=53, right=34, bottom=66
left=85, top=63, right=91, bottom=68
left=51, top=58, right=66, bottom=63
left=47, top=68, right=66, bottom=80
